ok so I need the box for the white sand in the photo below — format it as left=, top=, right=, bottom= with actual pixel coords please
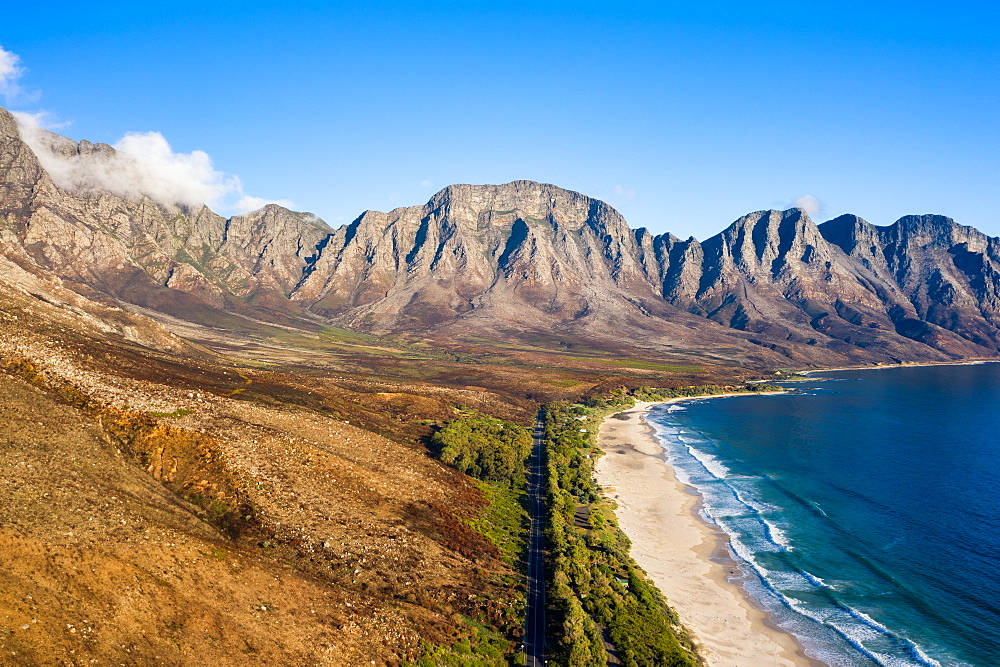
left=595, top=400, right=818, bottom=666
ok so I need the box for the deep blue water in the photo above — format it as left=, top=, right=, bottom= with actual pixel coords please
left=646, top=363, right=1000, bottom=666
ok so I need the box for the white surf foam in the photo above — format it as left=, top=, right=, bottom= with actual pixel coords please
left=645, top=411, right=948, bottom=667
left=762, top=517, right=793, bottom=550
left=685, top=445, right=730, bottom=479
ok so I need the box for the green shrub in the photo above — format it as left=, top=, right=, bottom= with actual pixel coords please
left=542, top=398, right=701, bottom=666
left=431, top=417, right=531, bottom=484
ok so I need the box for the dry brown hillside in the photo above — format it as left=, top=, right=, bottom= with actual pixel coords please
left=0, top=271, right=541, bottom=666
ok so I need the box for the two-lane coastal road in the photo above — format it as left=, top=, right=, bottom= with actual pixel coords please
left=523, top=410, right=547, bottom=667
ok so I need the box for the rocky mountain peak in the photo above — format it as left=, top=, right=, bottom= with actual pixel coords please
left=703, top=207, right=828, bottom=274
left=2, top=99, right=1000, bottom=366
left=0, top=108, right=48, bottom=210
left=0, top=107, right=19, bottom=139
left=432, top=179, right=587, bottom=208
left=888, top=214, right=969, bottom=247
left=817, top=214, right=878, bottom=255
left=425, top=180, right=623, bottom=235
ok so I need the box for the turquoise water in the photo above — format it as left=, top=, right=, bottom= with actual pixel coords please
left=646, top=363, right=1000, bottom=666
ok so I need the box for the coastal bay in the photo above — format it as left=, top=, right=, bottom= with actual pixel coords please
left=598, top=364, right=1000, bottom=666
left=594, top=400, right=814, bottom=666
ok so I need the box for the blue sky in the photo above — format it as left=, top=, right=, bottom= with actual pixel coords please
left=1, top=1, right=997, bottom=238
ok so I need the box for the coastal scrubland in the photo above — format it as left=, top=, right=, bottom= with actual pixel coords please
left=541, top=385, right=781, bottom=666
left=419, top=416, right=534, bottom=664
left=545, top=392, right=699, bottom=666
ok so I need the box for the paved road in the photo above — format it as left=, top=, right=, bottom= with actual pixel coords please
left=523, top=410, right=547, bottom=667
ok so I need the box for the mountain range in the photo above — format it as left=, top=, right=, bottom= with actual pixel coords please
left=3, top=103, right=1000, bottom=664
left=3, top=105, right=999, bottom=369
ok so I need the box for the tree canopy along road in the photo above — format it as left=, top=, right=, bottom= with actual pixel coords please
left=523, top=410, right=547, bottom=667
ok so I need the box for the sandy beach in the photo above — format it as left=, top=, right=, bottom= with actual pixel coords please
left=595, top=400, right=820, bottom=667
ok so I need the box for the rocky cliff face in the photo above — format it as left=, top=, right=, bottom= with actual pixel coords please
left=823, top=214, right=1000, bottom=352
left=0, top=108, right=331, bottom=323
left=660, top=209, right=998, bottom=361
left=294, top=181, right=662, bottom=323
left=2, top=105, right=998, bottom=367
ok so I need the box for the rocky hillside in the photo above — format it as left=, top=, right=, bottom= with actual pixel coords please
left=0, top=242, right=537, bottom=664
left=2, top=106, right=999, bottom=367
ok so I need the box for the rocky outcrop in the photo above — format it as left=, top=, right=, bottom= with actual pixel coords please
left=820, top=214, right=1000, bottom=353
left=662, top=209, right=995, bottom=361
left=2, top=105, right=999, bottom=367
left=283, top=187, right=1000, bottom=365
left=0, top=109, right=328, bottom=324
left=294, top=181, right=664, bottom=325
left=0, top=109, right=47, bottom=212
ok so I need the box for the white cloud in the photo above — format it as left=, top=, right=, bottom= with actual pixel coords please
left=6, top=47, right=287, bottom=215
left=0, top=45, right=24, bottom=100
left=13, top=112, right=292, bottom=214
left=420, top=179, right=432, bottom=188
left=112, top=131, right=238, bottom=208
left=11, top=109, right=68, bottom=131
left=791, top=194, right=822, bottom=217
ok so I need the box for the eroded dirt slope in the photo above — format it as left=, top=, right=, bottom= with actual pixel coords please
left=0, top=272, right=527, bottom=666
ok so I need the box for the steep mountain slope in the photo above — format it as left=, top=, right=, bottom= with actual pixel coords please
left=1, top=109, right=327, bottom=326
left=0, top=248, right=534, bottom=664
left=661, top=209, right=996, bottom=361
left=289, top=181, right=776, bottom=366
left=820, top=213, right=1000, bottom=352
left=2, top=105, right=999, bottom=367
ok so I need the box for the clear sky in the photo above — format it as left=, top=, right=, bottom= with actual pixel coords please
left=1, top=1, right=997, bottom=239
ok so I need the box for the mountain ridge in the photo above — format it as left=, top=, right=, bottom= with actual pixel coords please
left=2, top=106, right=999, bottom=368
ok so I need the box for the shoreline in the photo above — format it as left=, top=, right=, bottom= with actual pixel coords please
left=594, top=397, right=822, bottom=667
left=796, top=357, right=999, bottom=376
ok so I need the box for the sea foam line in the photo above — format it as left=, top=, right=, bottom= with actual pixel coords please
left=684, top=445, right=731, bottom=480
left=648, top=411, right=945, bottom=667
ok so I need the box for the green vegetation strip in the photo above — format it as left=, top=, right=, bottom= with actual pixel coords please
left=431, top=416, right=532, bottom=568
left=567, top=357, right=703, bottom=373
left=413, top=385, right=781, bottom=666
left=432, top=417, right=532, bottom=486
left=543, top=383, right=781, bottom=666
left=468, top=479, right=530, bottom=569
left=409, top=416, right=532, bottom=664
left=411, top=616, right=515, bottom=667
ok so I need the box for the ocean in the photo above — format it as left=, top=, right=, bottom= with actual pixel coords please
left=646, top=362, right=1000, bottom=666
